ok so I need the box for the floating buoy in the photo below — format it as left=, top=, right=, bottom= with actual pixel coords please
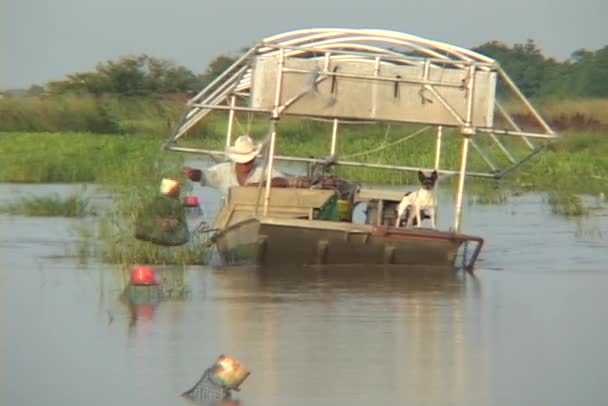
left=130, top=265, right=157, bottom=286
left=183, top=195, right=200, bottom=207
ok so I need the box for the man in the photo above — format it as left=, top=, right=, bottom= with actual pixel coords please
left=182, top=135, right=290, bottom=197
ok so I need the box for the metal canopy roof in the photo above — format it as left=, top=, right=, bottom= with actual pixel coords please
left=165, top=28, right=557, bottom=182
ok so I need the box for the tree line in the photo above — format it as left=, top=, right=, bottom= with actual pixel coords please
left=17, top=40, right=608, bottom=99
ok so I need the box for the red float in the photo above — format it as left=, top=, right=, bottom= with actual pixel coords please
left=183, top=195, right=200, bottom=207
left=130, top=265, right=157, bottom=286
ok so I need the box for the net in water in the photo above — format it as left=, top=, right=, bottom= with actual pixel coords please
left=134, top=195, right=190, bottom=246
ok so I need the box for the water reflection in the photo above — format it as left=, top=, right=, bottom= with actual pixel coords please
left=204, top=265, right=487, bottom=406
left=121, top=266, right=188, bottom=329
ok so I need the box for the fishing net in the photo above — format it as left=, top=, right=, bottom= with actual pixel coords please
left=134, top=195, right=190, bottom=246
left=182, top=368, right=231, bottom=403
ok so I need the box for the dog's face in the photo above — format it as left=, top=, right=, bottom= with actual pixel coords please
left=418, top=170, right=438, bottom=190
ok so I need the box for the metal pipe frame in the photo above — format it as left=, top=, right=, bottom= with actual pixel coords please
left=488, top=132, right=517, bottom=163
left=495, top=101, right=536, bottom=149
left=259, top=29, right=496, bottom=64
left=164, top=145, right=500, bottom=179
left=263, top=49, right=286, bottom=216
left=469, top=137, right=498, bottom=172
left=454, top=136, right=471, bottom=232
left=226, top=96, right=236, bottom=148
left=163, top=28, right=558, bottom=199
left=434, top=126, right=443, bottom=170
left=463, top=64, right=476, bottom=133
left=498, top=70, right=554, bottom=135
left=330, top=119, right=339, bottom=155
left=476, top=127, right=557, bottom=140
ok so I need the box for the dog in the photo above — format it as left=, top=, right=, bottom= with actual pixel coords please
left=395, top=170, right=438, bottom=229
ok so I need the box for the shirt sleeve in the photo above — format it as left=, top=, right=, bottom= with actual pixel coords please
left=201, top=162, right=230, bottom=189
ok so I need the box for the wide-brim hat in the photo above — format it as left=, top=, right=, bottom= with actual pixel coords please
left=225, top=135, right=262, bottom=163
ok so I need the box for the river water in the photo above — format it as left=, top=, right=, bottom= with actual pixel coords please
left=1, top=183, right=607, bottom=406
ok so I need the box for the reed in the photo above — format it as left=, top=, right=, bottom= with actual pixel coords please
left=94, top=146, right=208, bottom=265
left=546, top=192, right=588, bottom=216
left=0, top=193, right=90, bottom=217
left=538, top=98, right=608, bottom=125
left=0, top=132, right=170, bottom=183
left=0, top=94, right=183, bottom=135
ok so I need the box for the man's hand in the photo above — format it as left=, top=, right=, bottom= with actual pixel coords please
left=181, top=167, right=202, bottom=182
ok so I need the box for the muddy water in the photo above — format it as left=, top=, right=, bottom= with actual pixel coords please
left=1, top=183, right=608, bottom=406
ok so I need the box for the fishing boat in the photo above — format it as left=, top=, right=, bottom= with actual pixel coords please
left=164, top=29, right=557, bottom=270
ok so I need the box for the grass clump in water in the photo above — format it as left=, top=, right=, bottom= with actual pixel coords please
left=94, top=146, right=209, bottom=266
left=0, top=193, right=90, bottom=217
left=547, top=192, right=588, bottom=217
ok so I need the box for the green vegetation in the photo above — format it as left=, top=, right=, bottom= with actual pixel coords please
left=0, top=40, right=606, bottom=264
left=547, top=192, right=588, bottom=217
left=0, top=131, right=207, bottom=265
left=91, top=138, right=208, bottom=265
left=0, top=94, right=182, bottom=135
left=0, top=131, right=172, bottom=182
left=0, top=193, right=90, bottom=217
left=474, top=40, right=608, bottom=98
left=47, top=55, right=201, bottom=96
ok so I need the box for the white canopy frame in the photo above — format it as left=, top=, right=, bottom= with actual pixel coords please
left=164, top=28, right=557, bottom=232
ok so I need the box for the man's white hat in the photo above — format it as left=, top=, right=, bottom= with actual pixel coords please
left=225, top=135, right=262, bottom=163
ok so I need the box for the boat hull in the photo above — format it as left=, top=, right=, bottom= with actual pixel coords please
left=212, top=217, right=482, bottom=269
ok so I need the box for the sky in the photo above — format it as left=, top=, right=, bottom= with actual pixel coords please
left=1, top=0, right=606, bottom=89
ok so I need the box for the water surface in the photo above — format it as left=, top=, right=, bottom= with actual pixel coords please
left=1, top=183, right=607, bottom=406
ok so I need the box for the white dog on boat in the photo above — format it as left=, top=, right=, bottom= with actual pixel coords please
left=395, top=170, right=438, bottom=229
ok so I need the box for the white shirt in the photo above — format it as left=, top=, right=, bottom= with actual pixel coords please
left=201, top=161, right=284, bottom=197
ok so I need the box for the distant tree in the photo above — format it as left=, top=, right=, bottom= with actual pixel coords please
left=28, top=84, right=45, bottom=96
left=47, top=55, right=199, bottom=96
left=198, top=54, right=239, bottom=87
left=473, top=40, right=608, bottom=98
left=474, top=39, right=546, bottom=98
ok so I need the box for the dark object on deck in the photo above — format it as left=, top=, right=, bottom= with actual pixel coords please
left=182, top=355, right=250, bottom=404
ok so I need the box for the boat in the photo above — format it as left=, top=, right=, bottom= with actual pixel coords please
left=163, top=29, right=557, bottom=270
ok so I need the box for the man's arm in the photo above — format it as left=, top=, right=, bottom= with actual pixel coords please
left=182, top=165, right=225, bottom=189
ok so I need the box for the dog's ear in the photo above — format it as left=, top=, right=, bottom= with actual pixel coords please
left=431, top=170, right=438, bottom=182
left=418, top=170, right=425, bottom=183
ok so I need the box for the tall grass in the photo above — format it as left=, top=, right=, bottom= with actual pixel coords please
left=0, top=193, right=90, bottom=217
left=0, top=131, right=207, bottom=264
left=0, top=94, right=183, bottom=136
left=538, top=98, right=608, bottom=125
left=0, top=132, right=170, bottom=182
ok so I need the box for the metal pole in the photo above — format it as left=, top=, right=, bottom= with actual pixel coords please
left=454, top=135, right=471, bottom=233
left=462, top=64, right=476, bottom=134
left=263, top=122, right=278, bottom=216
left=330, top=119, right=339, bottom=155
left=499, top=69, right=555, bottom=135
left=263, top=49, right=285, bottom=216
left=434, top=126, right=442, bottom=169
left=226, top=95, right=236, bottom=147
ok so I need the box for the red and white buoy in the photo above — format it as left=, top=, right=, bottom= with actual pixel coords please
left=130, top=265, right=157, bottom=286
